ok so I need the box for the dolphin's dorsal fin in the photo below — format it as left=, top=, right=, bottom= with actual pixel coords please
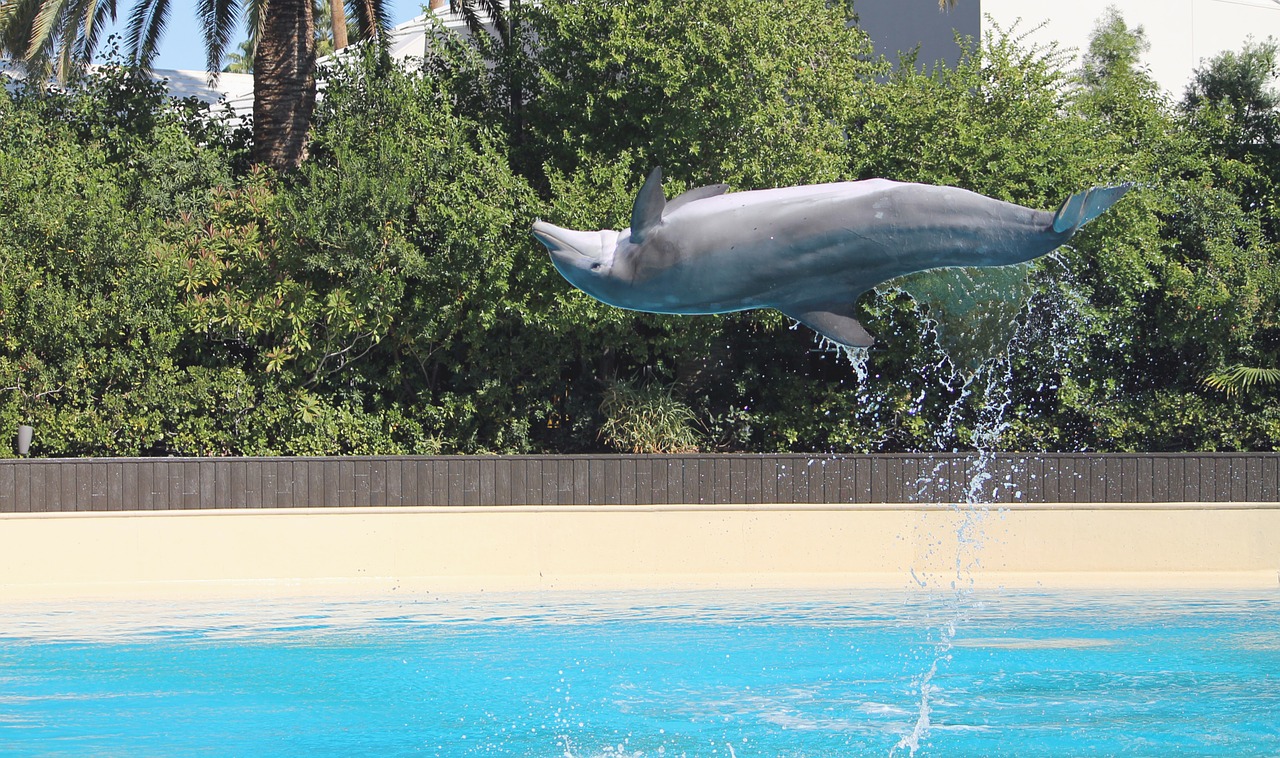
left=667, top=183, right=730, bottom=213
left=778, top=299, right=875, bottom=348
left=630, top=167, right=667, bottom=244
left=1052, top=183, right=1134, bottom=234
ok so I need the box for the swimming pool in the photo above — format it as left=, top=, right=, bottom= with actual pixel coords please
left=2, top=589, right=1277, bottom=756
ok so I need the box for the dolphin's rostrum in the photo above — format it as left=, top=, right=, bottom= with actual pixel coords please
left=532, top=168, right=1132, bottom=348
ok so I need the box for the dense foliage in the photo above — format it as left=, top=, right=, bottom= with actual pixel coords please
left=2, top=0, right=1278, bottom=456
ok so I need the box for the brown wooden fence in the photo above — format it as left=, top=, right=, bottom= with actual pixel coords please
left=0, top=454, right=1277, bottom=513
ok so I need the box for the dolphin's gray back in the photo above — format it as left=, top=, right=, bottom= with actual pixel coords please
left=625, top=180, right=1060, bottom=312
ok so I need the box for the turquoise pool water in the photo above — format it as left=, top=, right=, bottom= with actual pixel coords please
left=1, top=589, right=1277, bottom=756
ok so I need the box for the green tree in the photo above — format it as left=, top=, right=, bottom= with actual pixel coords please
left=510, top=0, right=875, bottom=189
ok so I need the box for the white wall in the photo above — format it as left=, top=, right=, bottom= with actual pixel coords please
left=982, top=0, right=1280, bottom=97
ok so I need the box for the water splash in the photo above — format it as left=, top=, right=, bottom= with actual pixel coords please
left=873, top=261, right=1071, bottom=756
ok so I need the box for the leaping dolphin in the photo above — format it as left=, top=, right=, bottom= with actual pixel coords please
left=532, top=169, right=1132, bottom=347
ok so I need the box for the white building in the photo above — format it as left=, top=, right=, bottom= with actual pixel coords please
left=856, top=0, right=1280, bottom=97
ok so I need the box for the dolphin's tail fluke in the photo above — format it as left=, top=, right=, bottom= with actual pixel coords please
left=1051, top=183, right=1134, bottom=235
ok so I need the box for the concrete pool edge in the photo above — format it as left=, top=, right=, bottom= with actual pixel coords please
left=2, top=503, right=1278, bottom=599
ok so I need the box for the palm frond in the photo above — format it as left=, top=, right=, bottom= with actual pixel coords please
left=25, top=0, right=67, bottom=59
left=1202, top=365, right=1280, bottom=397
left=197, top=0, right=239, bottom=79
left=448, top=0, right=506, bottom=46
left=0, top=0, right=115, bottom=81
left=125, top=0, right=171, bottom=69
left=347, top=0, right=390, bottom=47
left=77, top=0, right=119, bottom=60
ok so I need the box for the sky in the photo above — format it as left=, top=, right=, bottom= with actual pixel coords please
left=96, top=0, right=430, bottom=72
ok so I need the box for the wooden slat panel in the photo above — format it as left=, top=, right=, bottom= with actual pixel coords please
left=541, top=458, right=558, bottom=505
left=1181, top=457, right=1198, bottom=502
left=384, top=459, right=401, bottom=507
left=273, top=460, right=290, bottom=506
left=259, top=461, right=276, bottom=509
left=321, top=460, right=338, bottom=507
left=1086, top=458, right=1103, bottom=504
left=1153, top=456, right=1171, bottom=502
left=1229, top=456, right=1246, bottom=502
left=681, top=458, right=700, bottom=504
left=135, top=460, right=151, bottom=510
left=602, top=458, right=621, bottom=505
left=180, top=461, right=198, bottom=510
left=525, top=459, right=540, bottom=505
left=1260, top=456, right=1277, bottom=502
left=618, top=458, right=634, bottom=505
left=491, top=459, right=508, bottom=506
left=285, top=460, right=301, bottom=507
left=1243, top=456, right=1260, bottom=502
left=869, top=458, right=887, bottom=503
left=513, top=458, right=533, bottom=505
left=151, top=461, right=171, bottom=510
left=710, top=458, right=728, bottom=505
left=892, top=457, right=910, bottom=504
left=0, top=463, right=13, bottom=513
left=371, top=459, right=387, bottom=506
left=764, top=458, right=783, bottom=504
left=225, top=460, right=243, bottom=508
left=1068, top=457, right=1086, bottom=503
left=587, top=458, right=604, bottom=505
left=1135, top=457, right=1152, bottom=503
left=441, top=458, right=457, bottom=504
left=632, top=458, right=650, bottom=505
left=351, top=459, right=369, bottom=507
left=98, top=461, right=116, bottom=512
left=197, top=461, right=215, bottom=509
left=122, top=461, right=138, bottom=510
left=1105, top=458, right=1123, bottom=503
left=398, top=459, right=417, bottom=506
left=302, top=460, right=321, bottom=507
left=1209, top=457, right=1227, bottom=502
left=547, top=458, right=563, bottom=507
left=16, top=462, right=33, bottom=513
left=243, top=460, right=261, bottom=509
left=729, top=458, right=747, bottom=504
left=669, top=458, right=688, bottom=503
left=772, top=458, right=792, bottom=504
left=462, top=459, right=480, bottom=506
left=744, top=458, right=761, bottom=503
left=161, top=462, right=178, bottom=510
left=72, top=462, right=89, bottom=511
left=902, top=457, right=921, bottom=503
left=106, top=462, right=123, bottom=511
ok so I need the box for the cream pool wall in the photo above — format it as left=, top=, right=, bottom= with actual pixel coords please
left=1, top=502, right=1277, bottom=599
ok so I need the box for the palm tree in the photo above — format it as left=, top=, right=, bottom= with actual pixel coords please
left=0, top=0, right=390, bottom=170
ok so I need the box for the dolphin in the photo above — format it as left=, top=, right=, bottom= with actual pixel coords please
left=532, top=168, right=1132, bottom=347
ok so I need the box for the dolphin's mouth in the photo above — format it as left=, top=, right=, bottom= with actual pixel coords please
left=531, top=221, right=569, bottom=254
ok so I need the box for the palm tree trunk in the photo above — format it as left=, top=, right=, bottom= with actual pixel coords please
left=253, top=0, right=317, bottom=171
left=329, top=0, right=348, bottom=49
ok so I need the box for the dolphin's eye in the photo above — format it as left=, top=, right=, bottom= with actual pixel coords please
left=590, top=263, right=603, bottom=271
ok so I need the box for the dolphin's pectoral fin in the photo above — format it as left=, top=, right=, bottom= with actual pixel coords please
left=1052, top=183, right=1134, bottom=234
left=630, top=167, right=667, bottom=244
left=667, top=183, right=730, bottom=213
left=779, top=301, right=875, bottom=348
